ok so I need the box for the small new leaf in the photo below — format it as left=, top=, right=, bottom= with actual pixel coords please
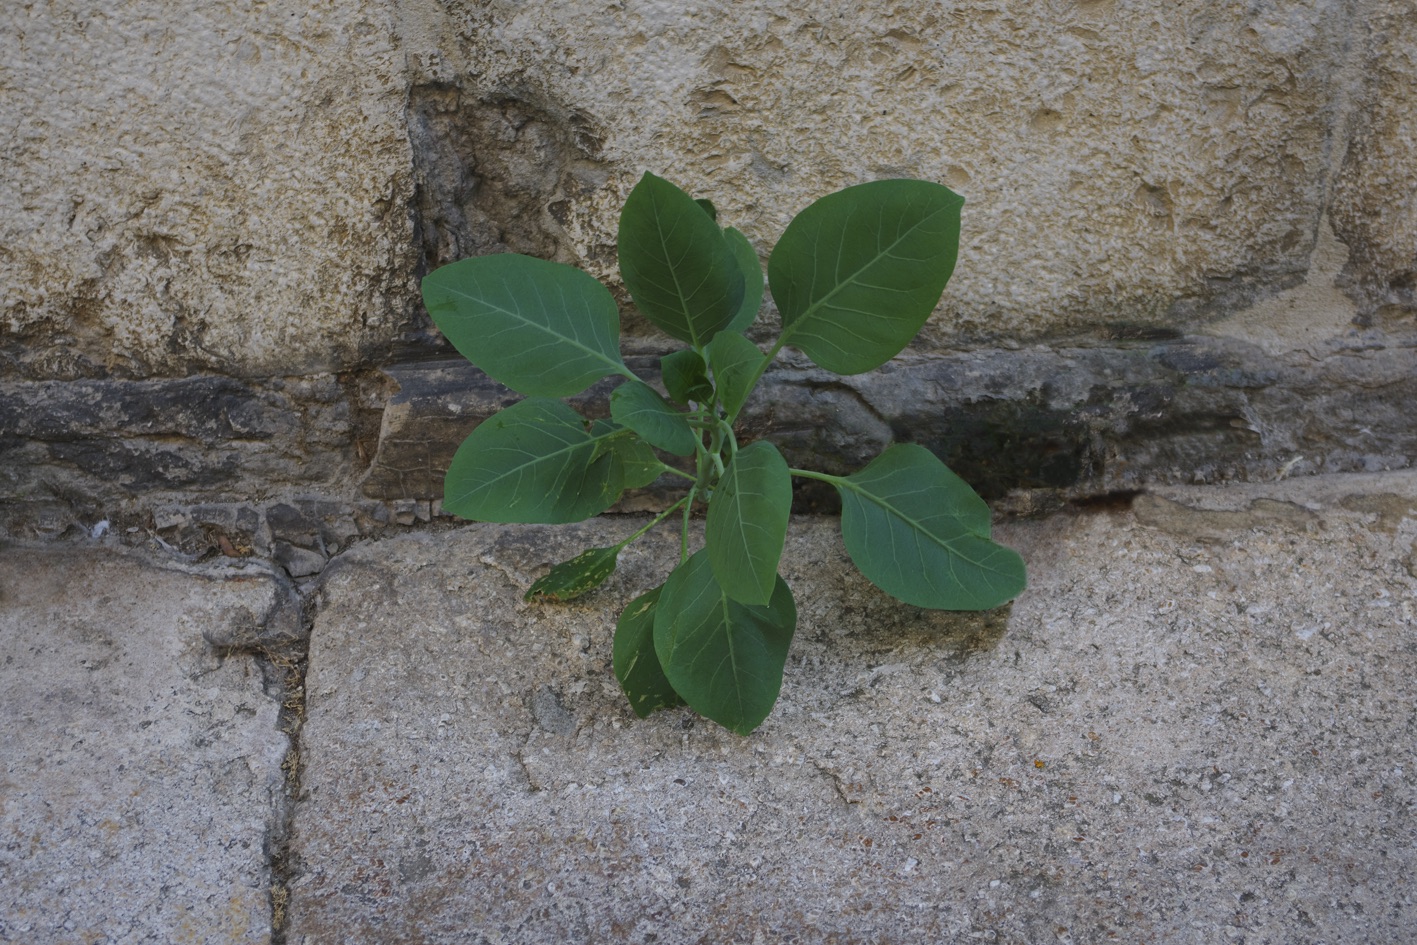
left=525, top=546, right=620, bottom=602
left=661, top=349, right=713, bottom=405
left=613, top=586, right=687, bottom=718
left=706, top=331, right=764, bottom=420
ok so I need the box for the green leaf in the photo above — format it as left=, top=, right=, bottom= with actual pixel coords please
left=525, top=546, right=620, bottom=602
left=422, top=254, right=628, bottom=397
left=706, top=331, right=764, bottom=419
left=768, top=179, right=963, bottom=375
left=833, top=444, right=1026, bottom=610
left=610, top=380, right=699, bottom=456
left=723, top=227, right=764, bottom=333
left=660, top=349, right=713, bottom=405
left=618, top=173, right=745, bottom=347
left=706, top=441, right=791, bottom=605
left=613, top=586, right=686, bottom=718
left=589, top=420, right=663, bottom=490
left=653, top=551, right=796, bottom=735
left=695, top=198, right=718, bottom=221
left=443, top=398, right=631, bottom=524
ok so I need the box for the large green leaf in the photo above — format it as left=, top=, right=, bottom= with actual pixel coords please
left=422, top=254, right=628, bottom=397
left=618, top=173, right=745, bottom=347
left=610, top=380, right=698, bottom=456
left=443, top=398, right=632, bottom=524
left=653, top=551, right=796, bottom=735
left=706, top=331, right=764, bottom=419
left=723, top=227, right=764, bottom=333
left=706, top=441, right=791, bottom=605
left=660, top=349, right=713, bottom=405
left=525, top=546, right=620, bottom=602
left=768, top=179, right=963, bottom=375
left=833, top=444, right=1025, bottom=610
left=613, top=586, right=686, bottom=718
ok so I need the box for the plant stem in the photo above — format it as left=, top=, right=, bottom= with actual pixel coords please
left=680, top=486, right=698, bottom=563
left=725, top=336, right=788, bottom=426
left=616, top=495, right=691, bottom=551
left=787, top=466, right=845, bottom=486
left=659, top=465, right=698, bottom=483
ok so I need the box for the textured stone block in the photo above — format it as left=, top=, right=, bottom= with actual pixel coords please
left=0, top=545, right=290, bottom=943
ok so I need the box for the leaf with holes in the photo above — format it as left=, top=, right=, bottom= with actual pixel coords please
left=525, top=546, right=621, bottom=602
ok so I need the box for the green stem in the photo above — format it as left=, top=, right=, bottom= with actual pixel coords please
left=680, top=486, right=698, bottom=563
left=725, top=335, right=788, bottom=426
left=787, top=466, right=846, bottom=486
left=615, top=495, right=691, bottom=551
left=659, top=465, right=698, bottom=483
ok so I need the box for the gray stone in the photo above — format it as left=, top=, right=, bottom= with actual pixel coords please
left=286, top=472, right=1417, bottom=942
left=360, top=330, right=1417, bottom=507
left=0, top=543, right=289, bottom=943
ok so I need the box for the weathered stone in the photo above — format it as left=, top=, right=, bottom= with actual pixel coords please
left=1330, top=2, right=1417, bottom=320
left=0, top=1, right=420, bottom=379
left=360, top=331, right=1417, bottom=507
left=287, top=472, right=1417, bottom=942
left=430, top=0, right=1374, bottom=342
left=0, top=544, right=289, bottom=943
left=274, top=541, right=329, bottom=580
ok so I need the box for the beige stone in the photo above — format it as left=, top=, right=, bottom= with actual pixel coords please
left=4, top=0, right=1414, bottom=380
left=1330, top=2, right=1417, bottom=322
left=433, top=0, right=1366, bottom=343
left=0, top=1, right=419, bottom=378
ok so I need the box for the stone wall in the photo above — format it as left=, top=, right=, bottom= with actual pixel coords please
left=3, top=0, right=1414, bottom=556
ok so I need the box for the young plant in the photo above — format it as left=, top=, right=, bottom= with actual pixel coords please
left=422, top=173, right=1026, bottom=734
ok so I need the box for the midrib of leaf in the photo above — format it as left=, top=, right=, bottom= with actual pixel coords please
left=838, top=477, right=1001, bottom=569
left=651, top=191, right=707, bottom=349
left=777, top=201, right=954, bottom=350
left=447, top=424, right=626, bottom=507
left=795, top=466, right=1002, bottom=571
left=440, top=281, right=631, bottom=381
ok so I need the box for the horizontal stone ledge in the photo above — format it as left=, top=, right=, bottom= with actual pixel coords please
left=363, top=330, right=1417, bottom=505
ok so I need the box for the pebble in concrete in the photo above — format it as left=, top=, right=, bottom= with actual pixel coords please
left=0, top=546, right=290, bottom=944
left=287, top=473, right=1417, bottom=943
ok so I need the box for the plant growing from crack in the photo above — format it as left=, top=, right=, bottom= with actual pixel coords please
left=422, top=173, right=1026, bottom=734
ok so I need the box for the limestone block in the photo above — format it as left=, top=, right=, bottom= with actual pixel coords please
left=0, top=546, right=289, bottom=943
left=0, top=2, right=419, bottom=379
left=432, top=0, right=1363, bottom=343
left=287, top=475, right=1417, bottom=941
left=1330, top=2, right=1417, bottom=321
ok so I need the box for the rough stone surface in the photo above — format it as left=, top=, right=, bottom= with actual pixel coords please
left=432, top=0, right=1399, bottom=342
left=359, top=327, right=1417, bottom=507
left=0, top=544, right=290, bottom=943
left=1330, top=2, right=1417, bottom=322
left=6, top=0, right=1417, bottom=384
left=287, top=472, right=1416, bottom=943
left=0, top=1, right=419, bottom=379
